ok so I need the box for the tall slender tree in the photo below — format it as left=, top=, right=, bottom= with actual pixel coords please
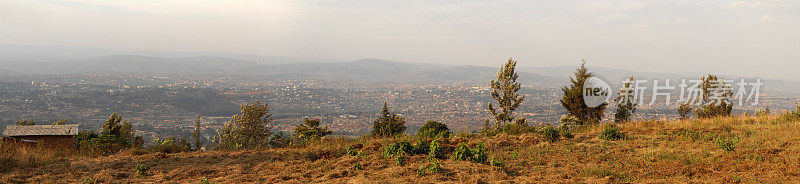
left=193, top=115, right=202, bottom=150
left=559, top=60, right=607, bottom=124
left=614, top=76, right=636, bottom=123
left=487, top=58, right=526, bottom=131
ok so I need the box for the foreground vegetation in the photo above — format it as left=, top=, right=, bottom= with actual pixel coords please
left=3, top=114, right=799, bottom=183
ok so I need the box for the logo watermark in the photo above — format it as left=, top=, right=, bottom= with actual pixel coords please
left=583, top=77, right=612, bottom=107
left=583, top=77, right=763, bottom=107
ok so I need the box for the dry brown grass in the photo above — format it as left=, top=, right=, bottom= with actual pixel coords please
left=2, top=115, right=800, bottom=183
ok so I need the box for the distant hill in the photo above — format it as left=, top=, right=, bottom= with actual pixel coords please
left=0, top=44, right=342, bottom=65
left=1, top=44, right=798, bottom=93
left=239, top=58, right=563, bottom=87
left=0, top=55, right=261, bottom=74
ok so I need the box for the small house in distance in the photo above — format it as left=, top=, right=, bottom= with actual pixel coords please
left=1, top=124, right=79, bottom=150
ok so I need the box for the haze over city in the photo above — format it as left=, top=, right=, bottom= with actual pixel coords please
left=2, top=0, right=799, bottom=79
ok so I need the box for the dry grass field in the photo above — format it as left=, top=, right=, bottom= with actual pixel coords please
left=2, top=115, right=800, bottom=183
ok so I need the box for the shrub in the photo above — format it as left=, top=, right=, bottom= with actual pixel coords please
left=292, top=118, right=332, bottom=142
left=417, top=159, right=442, bottom=176
left=394, top=152, right=406, bottom=166
left=428, top=139, right=445, bottom=159
left=451, top=143, right=473, bottom=161
left=678, top=103, right=693, bottom=119
left=451, top=142, right=488, bottom=164
left=79, top=135, right=131, bottom=156
left=383, top=141, right=413, bottom=158
left=715, top=136, right=738, bottom=151
left=75, top=113, right=136, bottom=155
left=413, top=139, right=430, bottom=155
left=541, top=126, right=560, bottom=142
left=783, top=105, right=800, bottom=120
left=418, top=121, right=451, bottom=138
left=471, top=142, right=488, bottom=164
left=135, top=164, right=149, bottom=177
left=599, top=125, right=625, bottom=141
left=150, top=136, right=191, bottom=154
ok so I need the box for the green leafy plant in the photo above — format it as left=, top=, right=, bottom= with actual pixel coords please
left=395, top=152, right=406, bottom=166
left=383, top=141, right=413, bottom=158
left=200, top=177, right=215, bottom=184
left=428, top=139, right=444, bottom=159
left=413, top=139, right=430, bottom=155
left=471, top=142, right=488, bottom=164
left=451, top=143, right=473, bottom=161
left=135, top=164, right=149, bottom=177
left=346, top=146, right=358, bottom=156
left=353, top=163, right=363, bottom=171
left=451, top=142, right=488, bottom=164
left=541, top=126, right=560, bottom=142
left=417, top=158, right=442, bottom=176
left=715, top=136, right=738, bottom=151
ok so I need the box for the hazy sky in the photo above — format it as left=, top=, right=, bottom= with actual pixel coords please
left=1, top=0, right=799, bottom=79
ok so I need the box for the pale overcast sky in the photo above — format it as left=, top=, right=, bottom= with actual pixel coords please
left=1, top=0, right=799, bottom=79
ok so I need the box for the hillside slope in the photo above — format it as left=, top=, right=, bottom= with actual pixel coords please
left=2, top=116, right=799, bottom=183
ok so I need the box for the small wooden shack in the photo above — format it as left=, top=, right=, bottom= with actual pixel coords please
left=1, top=124, right=79, bottom=150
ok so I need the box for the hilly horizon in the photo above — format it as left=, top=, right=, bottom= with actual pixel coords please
left=2, top=47, right=799, bottom=94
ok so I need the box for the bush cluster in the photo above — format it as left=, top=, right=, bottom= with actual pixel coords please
left=451, top=142, right=488, bottom=164
left=418, top=121, right=451, bottom=138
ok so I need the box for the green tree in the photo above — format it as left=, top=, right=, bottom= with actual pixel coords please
left=678, top=103, right=693, bottom=120
left=193, top=115, right=203, bottom=150
left=293, top=118, right=332, bottom=141
left=371, top=102, right=407, bottom=137
left=559, top=60, right=607, bottom=124
left=614, top=76, right=637, bottom=123
left=217, top=101, right=273, bottom=150
left=76, top=113, right=135, bottom=155
left=102, top=113, right=134, bottom=140
left=694, top=75, right=733, bottom=118
left=418, top=121, right=451, bottom=138
left=487, top=58, right=526, bottom=131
